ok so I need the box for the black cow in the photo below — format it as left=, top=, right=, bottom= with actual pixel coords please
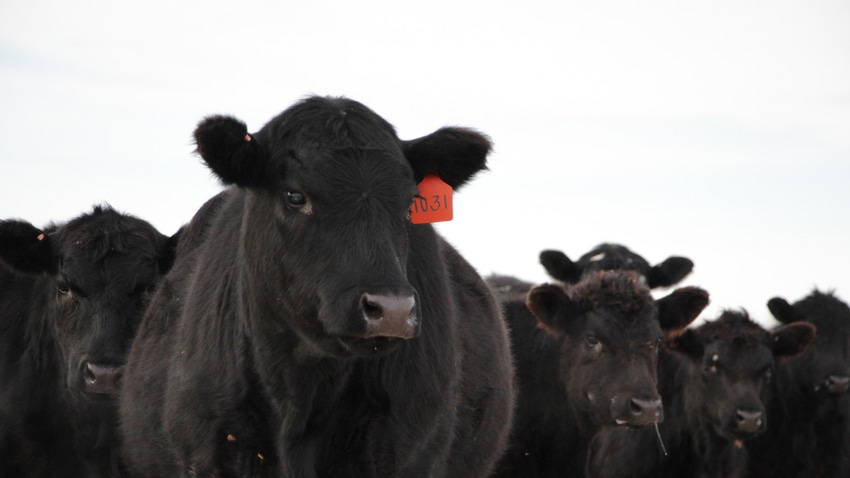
left=748, top=290, right=850, bottom=478
left=119, top=96, right=515, bottom=477
left=588, top=310, right=816, bottom=478
left=491, top=270, right=709, bottom=478
left=539, top=243, right=694, bottom=288
left=0, top=206, right=179, bottom=477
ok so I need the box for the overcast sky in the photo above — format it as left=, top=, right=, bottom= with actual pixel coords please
left=1, top=0, right=848, bottom=327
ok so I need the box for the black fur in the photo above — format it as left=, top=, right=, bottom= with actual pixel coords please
left=119, top=96, right=514, bottom=477
left=0, top=220, right=56, bottom=274
left=588, top=310, right=816, bottom=478
left=0, top=206, right=179, bottom=477
left=402, top=126, right=492, bottom=188
left=492, top=271, right=708, bottom=478
left=194, top=115, right=271, bottom=189
left=749, top=290, right=850, bottom=478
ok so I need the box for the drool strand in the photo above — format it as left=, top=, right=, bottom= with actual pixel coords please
left=654, top=423, right=668, bottom=456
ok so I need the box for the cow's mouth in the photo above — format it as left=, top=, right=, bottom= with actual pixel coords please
left=615, top=420, right=656, bottom=430
left=337, top=336, right=403, bottom=356
left=729, top=429, right=762, bottom=442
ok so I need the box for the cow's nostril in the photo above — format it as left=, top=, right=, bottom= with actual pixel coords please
left=84, top=363, right=97, bottom=385
left=361, top=297, right=383, bottom=322
left=827, top=375, right=850, bottom=394
left=111, top=368, right=124, bottom=389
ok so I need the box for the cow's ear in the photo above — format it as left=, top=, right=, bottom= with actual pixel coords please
left=539, top=250, right=582, bottom=283
left=525, top=283, right=582, bottom=338
left=402, top=127, right=491, bottom=191
left=767, top=297, right=799, bottom=324
left=656, top=287, right=709, bottom=333
left=157, top=227, right=183, bottom=274
left=646, top=256, right=694, bottom=288
left=194, top=115, right=270, bottom=189
left=0, top=220, right=57, bottom=275
left=666, top=328, right=705, bottom=360
left=771, top=321, right=817, bottom=359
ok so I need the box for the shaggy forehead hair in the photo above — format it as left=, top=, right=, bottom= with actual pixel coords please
left=797, top=290, right=850, bottom=333
left=697, top=310, right=767, bottom=347
left=56, top=205, right=160, bottom=264
left=570, top=270, right=654, bottom=317
left=262, top=96, right=400, bottom=153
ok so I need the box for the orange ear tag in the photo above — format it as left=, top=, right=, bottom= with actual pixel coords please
left=410, top=174, right=453, bottom=224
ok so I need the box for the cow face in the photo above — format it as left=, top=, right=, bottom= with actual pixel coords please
left=193, top=96, right=490, bottom=359
left=670, top=311, right=816, bottom=442
left=0, top=207, right=178, bottom=397
left=768, top=291, right=850, bottom=397
left=539, top=243, right=693, bottom=289
left=526, top=271, right=708, bottom=429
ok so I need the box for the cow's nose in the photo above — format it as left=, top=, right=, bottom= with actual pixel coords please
left=827, top=375, right=850, bottom=395
left=735, top=409, right=764, bottom=434
left=83, top=362, right=124, bottom=395
left=360, top=293, right=418, bottom=339
left=627, top=397, right=664, bottom=426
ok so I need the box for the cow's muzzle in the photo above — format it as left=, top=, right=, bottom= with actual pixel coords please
left=825, top=375, right=850, bottom=395
left=82, top=362, right=124, bottom=395
left=360, top=293, right=418, bottom=339
left=616, top=396, right=664, bottom=428
left=734, top=408, right=765, bottom=437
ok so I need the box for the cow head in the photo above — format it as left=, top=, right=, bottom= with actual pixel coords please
left=539, top=243, right=693, bottom=289
left=669, top=310, right=816, bottom=442
left=0, top=206, right=179, bottom=397
left=192, top=96, right=491, bottom=359
left=768, top=291, right=850, bottom=397
left=525, top=271, right=708, bottom=429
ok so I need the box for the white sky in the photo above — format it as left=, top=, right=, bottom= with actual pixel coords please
left=1, top=0, right=848, bottom=327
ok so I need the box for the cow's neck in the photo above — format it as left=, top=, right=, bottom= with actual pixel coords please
left=688, top=420, right=748, bottom=478
left=252, top=328, right=373, bottom=476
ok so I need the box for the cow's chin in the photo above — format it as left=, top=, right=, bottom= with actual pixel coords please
left=728, top=428, right=762, bottom=442
left=64, top=386, right=118, bottom=406
left=336, top=336, right=405, bottom=357
left=715, top=424, right=762, bottom=444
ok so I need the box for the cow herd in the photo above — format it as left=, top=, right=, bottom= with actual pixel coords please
left=0, top=95, right=848, bottom=477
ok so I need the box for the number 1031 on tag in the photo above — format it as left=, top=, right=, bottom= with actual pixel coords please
left=410, top=175, right=453, bottom=224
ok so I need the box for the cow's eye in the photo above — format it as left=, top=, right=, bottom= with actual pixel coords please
left=58, top=284, right=71, bottom=296
left=286, top=191, right=306, bottom=207
left=585, top=335, right=599, bottom=347
left=763, top=369, right=772, bottom=383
